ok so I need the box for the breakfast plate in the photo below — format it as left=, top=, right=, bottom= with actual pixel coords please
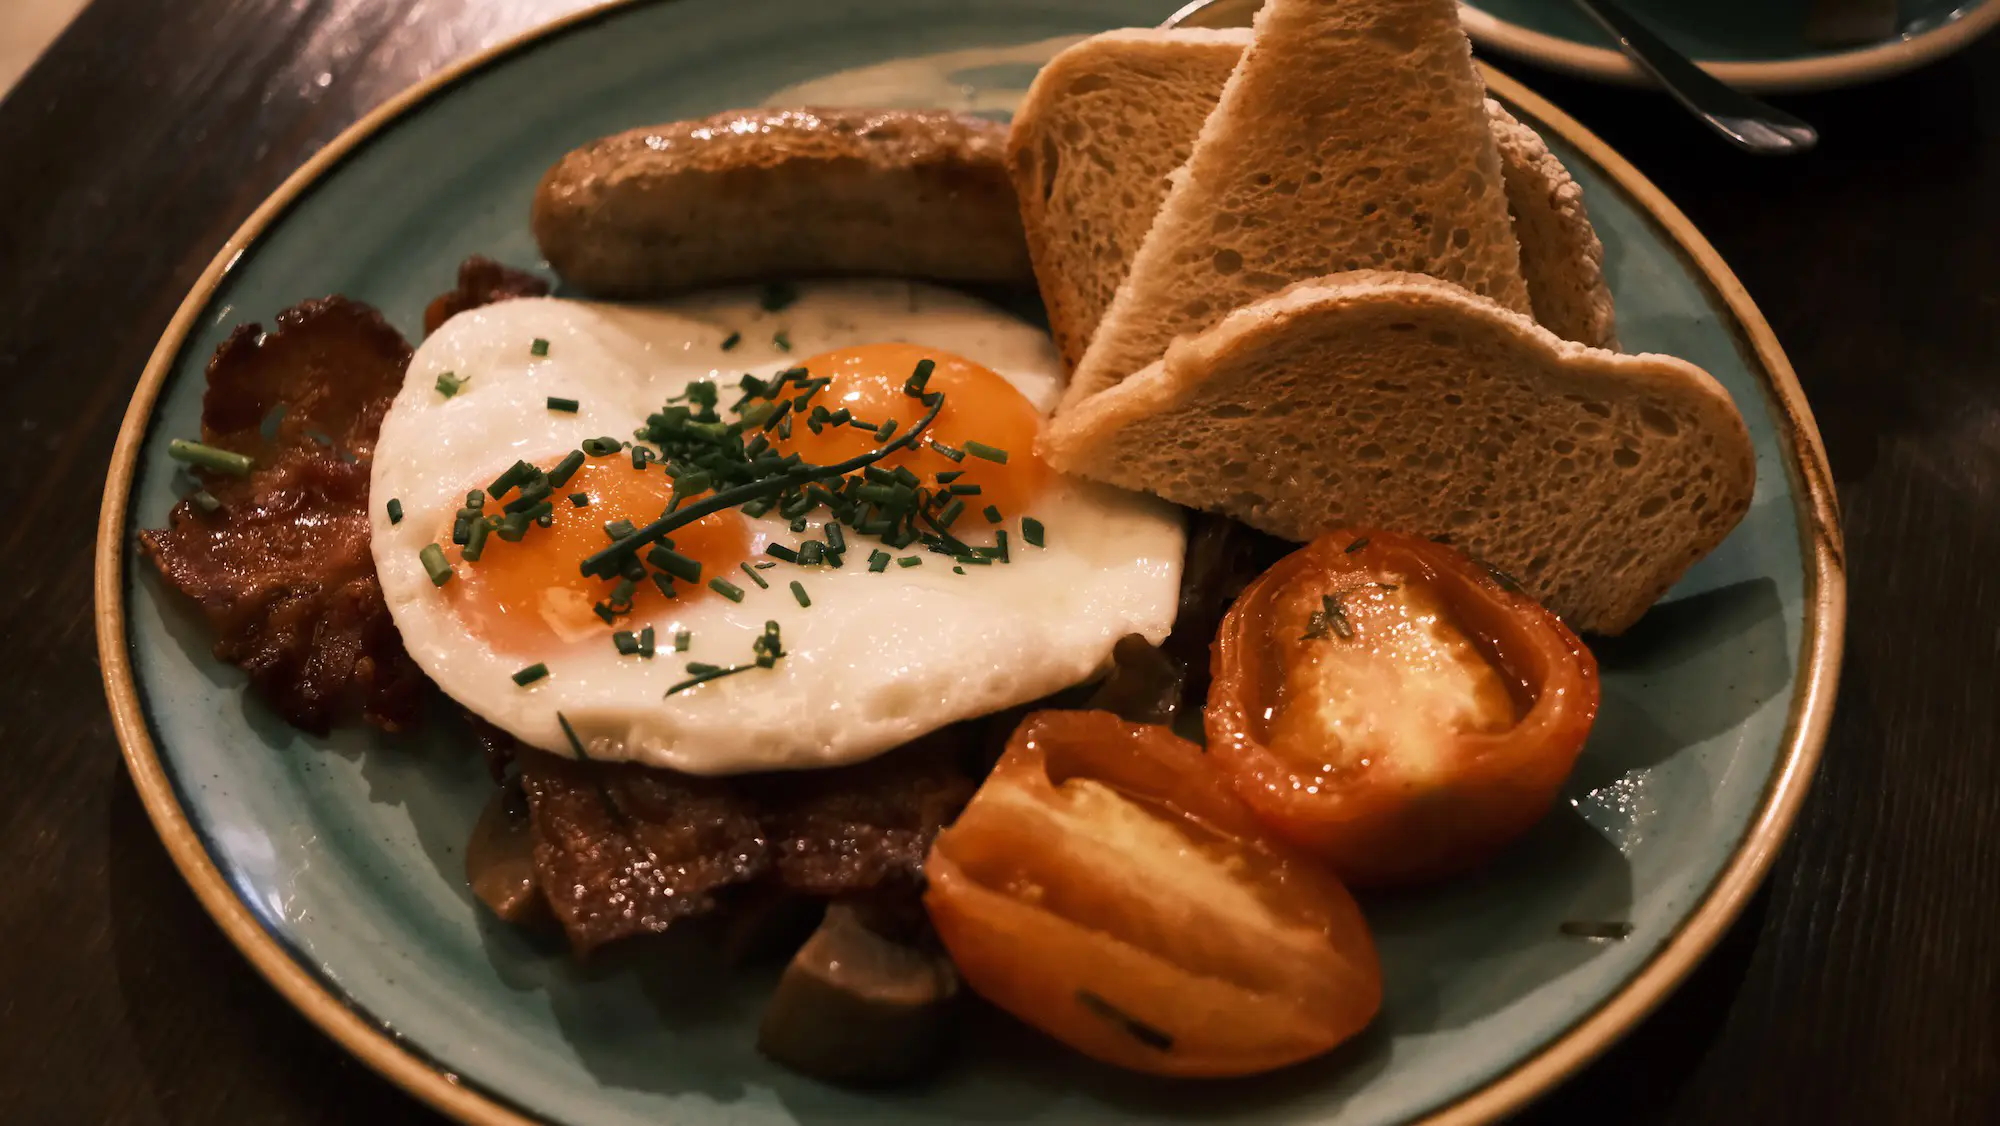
left=1451, top=0, right=2000, bottom=92
left=96, top=1, right=1843, bottom=1125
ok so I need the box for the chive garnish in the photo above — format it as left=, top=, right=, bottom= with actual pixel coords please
left=569, top=492, right=589, bottom=507
left=721, top=331, right=742, bottom=351
left=419, top=543, right=452, bottom=586
left=462, top=517, right=492, bottom=561
left=948, top=483, right=982, bottom=496
left=167, top=439, right=253, bottom=477
left=489, top=460, right=532, bottom=497
left=765, top=543, right=800, bottom=564
left=903, top=358, right=936, bottom=396
left=798, top=541, right=825, bottom=566
left=824, top=522, right=847, bottom=554
left=874, top=418, right=898, bottom=442
left=935, top=470, right=964, bottom=484
left=1559, top=920, right=1634, bottom=940
left=674, top=629, right=691, bottom=652
left=650, top=572, right=676, bottom=598
left=530, top=338, right=550, bottom=357
left=435, top=372, right=466, bottom=398
left=544, top=396, right=579, bottom=414
left=512, top=663, right=549, bottom=686
left=759, top=281, right=798, bottom=312
left=773, top=330, right=791, bottom=352
left=664, top=663, right=757, bottom=698
left=929, top=439, right=965, bottom=462
left=603, top=519, right=637, bottom=541
left=964, top=440, right=1009, bottom=464
left=548, top=450, right=586, bottom=488
left=790, top=580, right=811, bottom=608
left=952, top=565, right=965, bottom=574
left=1076, top=991, right=1173, bottom=1052
left=938, top=499, right=966, bottom=528
left=638, top=626, right=656, bottom=658
left=557, top=712, right=591, bottom=760
left=897, top=556, right=922, bottom=568
left=649, top=545, right=702, bottom=583
left=1021, top=517, right=1045, bottom=547
left=983, top=504, right=1003, bottom=524
left=868, top=550, right=891, bottom=573
left=582, top=436, right=622, bottom=457
left=613, top=630, right=640, bottom=655
left=1345, top=536, right=1371, bottom=554
left=709, top=578, right=745, bottom=602
left=993, top=530, right=1009, bottom=563
left=739, top=561, right=769, bottom=589
left=386, top=498, right=404, bottom=524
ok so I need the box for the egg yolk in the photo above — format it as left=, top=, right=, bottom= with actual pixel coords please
left=440, top=458, right=748, bottom=655
left=772, top=343, right=1049, bottom=518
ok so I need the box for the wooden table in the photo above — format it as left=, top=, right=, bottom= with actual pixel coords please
left=4, top=1, right=1995, bottom=1121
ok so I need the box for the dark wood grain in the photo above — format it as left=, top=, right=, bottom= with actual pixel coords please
left=2, top=1, right=1995, bottom=1122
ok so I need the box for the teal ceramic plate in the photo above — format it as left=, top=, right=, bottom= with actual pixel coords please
left=1457, top=0, right=2000, bottom=91
left=96, top=1, right=1844, bottom=1124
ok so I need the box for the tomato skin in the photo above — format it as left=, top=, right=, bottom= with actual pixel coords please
left=924, top=711, right=1381, bottom=1077
left=1207, top=530, right=1599, bottom=889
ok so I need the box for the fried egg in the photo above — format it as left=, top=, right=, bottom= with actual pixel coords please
left=371, top=280, right=1184, bottom=774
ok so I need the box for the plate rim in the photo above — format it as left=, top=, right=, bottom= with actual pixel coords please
left=91, top=3, right=1847, bottom=1125
left=1459, top=0, right=2000, bottom=92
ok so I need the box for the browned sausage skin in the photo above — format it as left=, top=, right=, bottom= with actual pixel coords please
left=532, top=108, right=1035, bottom=297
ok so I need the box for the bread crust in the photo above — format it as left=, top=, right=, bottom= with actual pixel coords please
left=533, top=108, right=1034, bottom=297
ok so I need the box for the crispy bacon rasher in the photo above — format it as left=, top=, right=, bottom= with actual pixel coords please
left=141, top=297, right=425, bottom=733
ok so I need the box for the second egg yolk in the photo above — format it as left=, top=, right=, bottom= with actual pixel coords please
left=772, top=343, right=1049, bottom=518
left=441, top=458, right=748, bottom=656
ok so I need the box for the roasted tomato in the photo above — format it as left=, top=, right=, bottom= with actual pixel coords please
left=1207, top=529, right=1599, bottom=888
left=924, top=711, right=1381, bottom=1077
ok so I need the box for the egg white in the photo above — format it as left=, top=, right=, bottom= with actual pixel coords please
left=371, top=280, right=1185, bottom=774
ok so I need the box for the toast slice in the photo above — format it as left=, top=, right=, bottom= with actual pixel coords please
left=1039, top=272, right=1755, bottom=635
left=1008, top=28, right=1614, bottom=373
left=1060, top=0, right=1531, bottom=413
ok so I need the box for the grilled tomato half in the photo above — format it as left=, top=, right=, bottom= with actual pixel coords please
left=924, top=710, right=1381, bottom=1077
left=1207, top=529, right=1599, bottom=888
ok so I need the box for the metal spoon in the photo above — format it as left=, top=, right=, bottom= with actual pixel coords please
left=1568, top=0, right=1818, bottom=154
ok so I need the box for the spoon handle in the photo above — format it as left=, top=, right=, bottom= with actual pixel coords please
left=1568, top=0, right=1819, bottom=154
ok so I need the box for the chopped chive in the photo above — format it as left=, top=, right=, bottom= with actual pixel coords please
left=993, top=530, right=1010, bottom=563
left=868, top=550, right=891, bottom=573
left=167, top=439, right=253, bottom=477
left=1021, top=517, right=1045, bottom=547
left=648, top=545, right=702, bottom=583
left=789, top=580, right=811, bottom=608
left=419, top=543, right=452, bottom=586
left=938, top=498, right=966, bottom=528
left=739, top=562, right=770, bottom=589
left=631, top=445, right=653, bottom=470
left=557, top=712, right=591, bottom=760
left=613, top=630, right=640, bottom=656
left=953, top=565, right=965, bottom=574
left=650, top=572, right=677, bottom=598
left=874, top=418, right=898, bottom=442
left=963, top=440, right=1008, bottom=464
left=1076, top=990, right=1174, bottom=1052
left=489, top=460, right=532, bottom=497
left=935, top=470, right=964, bottom=484
left=720, top=331, right=742, bottom=351
left=638, top=626, right=656, bottom=658
left=434, top=371, right=466, bottom=398
left=385, top=498, right=403, bottom=524
left=674, top=629, right=691, bottom=652
left=603, top=519, right=637, bottom=541
left=983, top=504, right=1003, bottom=524
left=530, top=338, right=550, bottom=357
left=462, top=517, right=492, bottom=561
left=569, top=492, right=589, bottom=507
left=548, top=450, right=586, bottom=488
left=547, top=396, right=579, bottom=413
left=765, top=543, right=800, bottom=564
left=903, top=358, right=936, bottom=396
left=824, top=522, right=847, bottom=553
left=897, top=556, right=922, bottom=568
left=685, top=661, right=724, bottom=676
left=1344, top=536, right=1371, bottom=554
left=948, top=482, right=982, bottom=496
left=495, top=514, right=528, bottom=542
left=664, top=663, right=756, bottom=698
left=582, top=436, right=622, bottom=456
left=773, top=330, right=792, bottom=352
left=709, top=578, right=745, bottom=602
left=512, top=662, right=549, bottom=686
left=189, top=490, right=223, bottom=515
left=798, top=541, right=826, bottom=566
left=465, top=489, right=486, bottom=510
left=754, top=561, right=778, bottom=570
left=592, top=602, right=618, bottom=625
left=929, top=439, right=965, bottom=462
left=759, top=281, right=799, bottom=312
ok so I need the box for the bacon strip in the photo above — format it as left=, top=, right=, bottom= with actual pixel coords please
left=424, top=255, right=550, bottom=335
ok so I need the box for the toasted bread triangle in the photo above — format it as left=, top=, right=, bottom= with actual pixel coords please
left=1062, top=0, right=1531, bottom=412
left=1007, top=29, right=1614, bottom=370
left=1040, top=271, right=1755, bottom=634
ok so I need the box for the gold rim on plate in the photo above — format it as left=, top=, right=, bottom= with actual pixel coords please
left=94, top=3, right=1846, bottom=1124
